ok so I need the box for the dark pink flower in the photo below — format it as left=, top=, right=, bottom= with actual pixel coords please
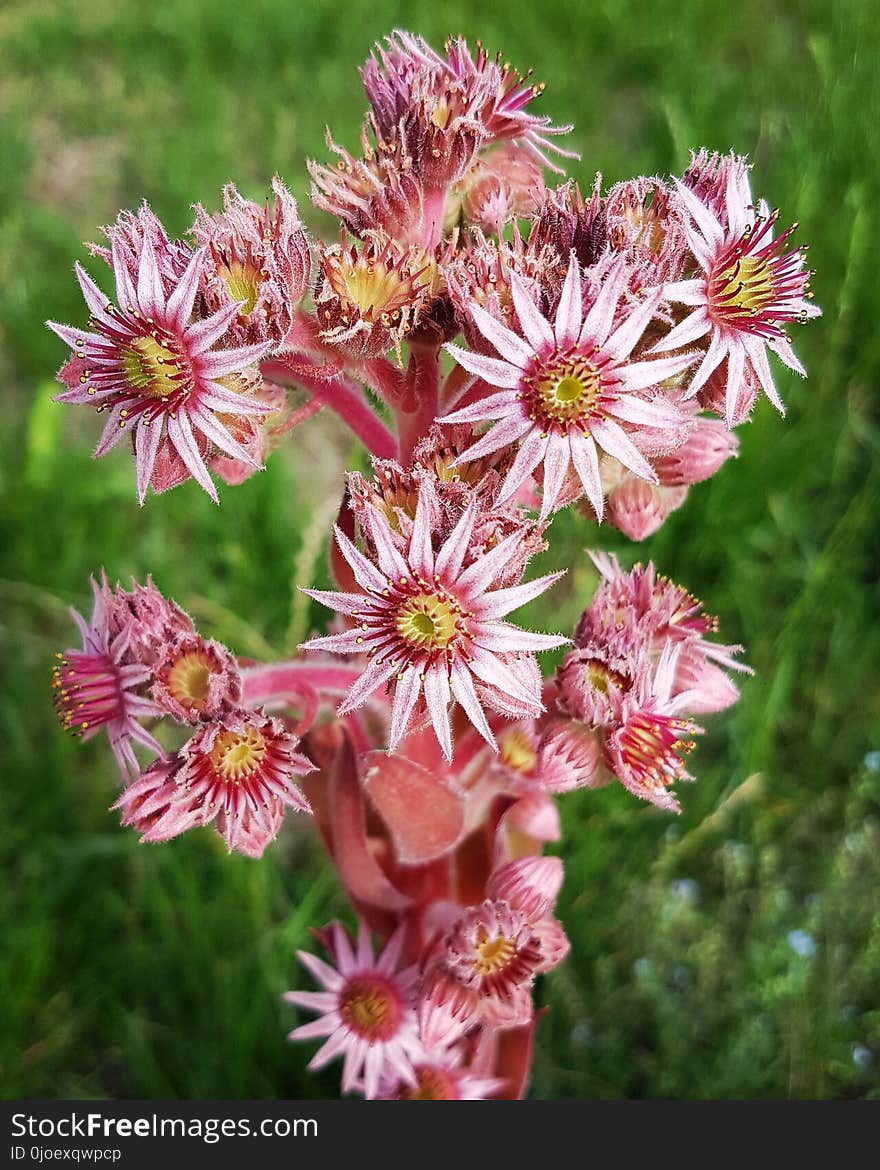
left=52, top=577, right=162, bottom=780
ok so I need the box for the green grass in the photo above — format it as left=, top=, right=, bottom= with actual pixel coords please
left=2, top=0, right=878, bottom=1099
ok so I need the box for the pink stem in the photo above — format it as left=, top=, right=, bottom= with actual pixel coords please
left=242, top=662, right=364, bottom=706
left=397, top=343, right=441, bottom=464
left=261, top=357, right=396, bottom=459
left=420, top=187, right=449, bottom=251
left=356, top=357, right=408, bottom=413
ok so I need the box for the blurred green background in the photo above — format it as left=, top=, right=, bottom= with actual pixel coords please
left=2, top=0, right=878, bottom=1100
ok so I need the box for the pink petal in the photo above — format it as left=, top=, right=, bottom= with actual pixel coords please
left=72, top=265, right=117, bottom=330
left=434, top=501, right=477, bottom=581
left=370, top=510, right=411, bottom=581
left=651, top=308, right=710, bottom=354
left=725, top=342, right=745, bottom=426
left=554, top=252, right=583, bottom=347
left=423, top=664, right=453, bottom=761
left=134, top=417, right=163, bottom=505
left=408, top=488, right=435, bottom=577
left=617, top=351, right=697, bottom=394
left=167, top=411, right=218, bottom=501
left=495, top=428, right=547, bottom=507
left=673, top=179, right=724, bottom=248
left=388, top=666, right=423, bottom=751
left=538, top=433, right=571, bottom=519
left=337, top=654, right=399, bottom=714
left=469, top=301, right=534, bottom=368
left=186, top=300, right=242, bottom=353
left=454, top=413, right=532, bottom=464
left=300, top=587, right=366, bottom=617
left=569, top=433, right=604, bottom=520
left=333, top=525, right=388, bottom=593
left=136, top=234, right=164, bottom=318
left=604, top=287, right=663, bottom=360
left=509, top=269, right=555, bottom=351
left=475, top=623, right=568, bottom=653
left=767, top=334, right=807, bottom=378
left=449, top=661, right=496, bottom=750
left=166, top=248, right=204, bottom=327
left=479, top=571, right=566, bottom=619
left=199, top=340, right=269, bottom=378
left=443, top=389, right=522, bottom=426
left=457, top=528, right=531, bottom=597
left=685, top=330, right=728, bottom=397
left=444, top=344, right=525, bottom=390
left=579, top=257, right=627, bottom=346
left=743, top=335, right=784, bottom=413
left=663, top=279, right=706, bottom=306
left=298, top=628, right=368, bottom=654
left=192, top=407, right=261, bottom=466
left=592, top=417, right=657, bottom=482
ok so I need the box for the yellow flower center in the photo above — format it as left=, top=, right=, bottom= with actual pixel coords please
left=209, top=726, right=267, bottom=782
left=499, top=728, right=538, bottom=773
left=219, top=261, right=260, bottom=315
left=121, top=336, right=184, bottom=398
left=528, top=356, right=604, bottom=428
left=166, top=650, right=215, bottom=711
left=712, top=254, right=776, bottom=318
left=395, top=592, right=462, bottom=651
left=338, top=976, right=400, bottom=1041
left=472, top=929, right=516, bottom=976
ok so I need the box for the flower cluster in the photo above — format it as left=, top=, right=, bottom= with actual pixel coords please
left=54, top=574, right=312, bottom=856
left=49, top=30, right=819, bottom=1099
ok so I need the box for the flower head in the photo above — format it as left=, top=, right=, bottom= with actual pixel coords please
left=443, top=899, right=542, bottom=1000
left=655, top=165, right=820, bottom=423
left=300, top=484, right=567, bottom=760
left=604, top=643, right=702, bottom=813
left=151, top=633, right=242, bottom=724
left=192, top=177, right=311, bottom=346
left=114, top=708, right=313, bottom=856
left=48, top=233, right=271, bottom=502
left=443, top=254, right=694, bottom=519
left=285, top=921, right=421, bottom=1100
left=52, top=577, right=162, bottom=780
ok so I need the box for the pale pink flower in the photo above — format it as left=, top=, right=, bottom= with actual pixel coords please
left=114, top=709, right=312, bottom=856
left=655, top=171, right=820, bottom=423
left=285, top=921, right=421, bottom=1100
left=53, top=577, right=162, bottom=780
left=48, top=235, right=270, bottom=503
left=443, top=254, right=695, bottom=520
left=299, top=486, right=567, bottom=760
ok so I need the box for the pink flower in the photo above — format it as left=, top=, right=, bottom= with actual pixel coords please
left=48, top=234, right=271, bottom=503
left=654, top=170, right=820, bottom=424
left=53, top=577, right=162, bottom=781
left=443, top=899, right=543, bottom=1001
left=285, top=921, right=421, bottom=1100
left=300, top=485, right=567, bottom=760
left=114, top=709, right=313, bottom=856
left=443, top=254, right=695, bottom=520
left=150, top=634, right=242, bottom=724
left=605, top=643, right=702, bottom=813
left=192, top=177, right=311, bottom=347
